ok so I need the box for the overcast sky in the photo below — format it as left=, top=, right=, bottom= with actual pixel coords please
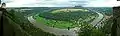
left=1, top=0, right=120, bottom=7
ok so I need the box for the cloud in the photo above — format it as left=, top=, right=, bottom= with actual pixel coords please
left=5, top=0, right=77, bottom=7
left=84, top=0, right=120, bottom=7
left=1, top=0, right=14, bottom=3
left=2, top=0, right=120, bottom=7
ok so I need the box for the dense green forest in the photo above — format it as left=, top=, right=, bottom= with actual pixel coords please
left=85, top=7, right=112, bottom=16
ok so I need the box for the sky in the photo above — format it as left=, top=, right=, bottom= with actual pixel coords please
left=1, top=0, right=120, bottom=7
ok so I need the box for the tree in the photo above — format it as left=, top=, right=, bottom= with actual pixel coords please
left=78, top=24, right=105, bottom=36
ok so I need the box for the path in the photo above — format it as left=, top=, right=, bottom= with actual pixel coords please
left=28, top=16, right=77, bottom=36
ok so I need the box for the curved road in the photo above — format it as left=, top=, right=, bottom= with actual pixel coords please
left=91, top=12, right=104, bottom=26
left=28, top=16, right=77, bottom=36
left=88, top=9, right=104, bottom=26
left=27, top=9, right=104, bottom=36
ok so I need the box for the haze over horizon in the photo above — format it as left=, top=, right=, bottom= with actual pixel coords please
left=1, top=0, right=120, bottom=7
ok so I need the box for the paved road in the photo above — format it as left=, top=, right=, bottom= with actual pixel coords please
left=28, top=16, right=77, bottom=36
left=90, top=12, right=104, bottom=26
left=88, top=9, right=104, bottom=26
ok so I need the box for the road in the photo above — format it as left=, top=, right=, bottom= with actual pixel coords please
left=27, top=9, right=104, bottom=36
left=86, top=8, right=104, bottom=26
left=90, top=12, right=104, bottom=26
left=28, top=16, right=77, bottom=36
left=70, top=10, right=104, bottom=33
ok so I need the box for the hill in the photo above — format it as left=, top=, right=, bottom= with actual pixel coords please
left=3, top=9, right=55, bottom=36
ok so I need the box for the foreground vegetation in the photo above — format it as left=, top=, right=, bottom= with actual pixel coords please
left=78, top=23, right=106, bottom=36
left=5, top=9, right=55, bottom=36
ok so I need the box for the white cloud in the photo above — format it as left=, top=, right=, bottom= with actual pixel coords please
left=84, top=0, right=120, bottom=7
left=5, top=0, right=37, bottom=7
left=1, top=0, right=120, bottom=7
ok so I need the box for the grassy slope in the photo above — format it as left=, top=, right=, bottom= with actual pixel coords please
left=35, top=16, right=76, bottom=29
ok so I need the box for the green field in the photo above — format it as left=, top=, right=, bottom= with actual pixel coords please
left=34, top=9, right=98, bottom=29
